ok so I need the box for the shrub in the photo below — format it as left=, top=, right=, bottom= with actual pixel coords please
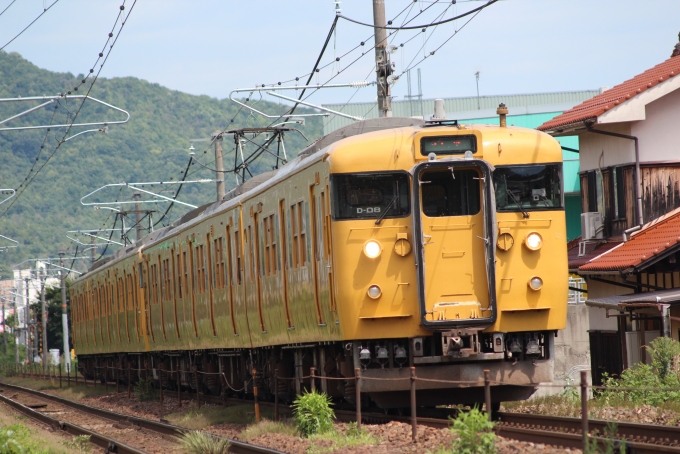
left=133, top=378, right=158, bottom=402
left=62, top=435, right=92, bottom=453
left=599, top=337, right=680, bottom=407
left=449, top=407, right=497, bottom=454
left=292, top=390, right=335, bottom=437
left=177, top=431, right=230, bottom=454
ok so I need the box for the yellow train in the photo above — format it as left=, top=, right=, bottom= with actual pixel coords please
left=70, top=105, right=568, bottom=409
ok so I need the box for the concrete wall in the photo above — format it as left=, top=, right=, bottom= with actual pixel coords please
left=536, top=302, right=592, bottom=396
left=586, top=279, right=633, bottom=331
left=577, top=123, right=635, bottom=172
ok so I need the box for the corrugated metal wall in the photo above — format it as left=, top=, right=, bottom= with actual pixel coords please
left=322, top=90, right=599, bottom=135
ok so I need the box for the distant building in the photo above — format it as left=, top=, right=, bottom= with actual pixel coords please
left=539, top=52, right=680, bottom=384
left=324, top=89, right=600, bottom=240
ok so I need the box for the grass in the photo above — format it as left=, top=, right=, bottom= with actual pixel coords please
left=241, top=419, right=298, bottom=440
left=306, top=423, right=380, bottom=453
left=0, top=402, right=75, bottom=453
left=0, top=376, right=110, bottom=401
left=503, top=393, right=680, bottom=422
left=177, top=431, right=230, bottom=454
left=165, top=402, right=275, bottom=430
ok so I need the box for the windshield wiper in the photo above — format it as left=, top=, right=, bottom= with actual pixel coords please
left=375, top=195, right=398, bottom=226
left=506, top=189, right=529, bottom=219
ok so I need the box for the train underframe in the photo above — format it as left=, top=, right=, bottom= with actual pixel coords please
left=77, top=330, right=553, bottom=410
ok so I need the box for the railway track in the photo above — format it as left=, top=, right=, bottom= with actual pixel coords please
left=7, top=378, right=680, bottom=453
left=183, top=388, right=680, bottom=453
left=0, top=382, right=283, bottom=454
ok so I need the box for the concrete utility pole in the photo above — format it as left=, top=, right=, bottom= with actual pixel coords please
left=213, top=131, right=225, bottom=201
left=133, top=192, right=144, bottom=242
left=13, top=292, right=18, bottom=364
left=2, top=295, right=6, bottom=355
left=40, top=268, right=48, bottom=370
left=373, top=0, right=392, bottom=117
left=23, top=277, right=30, bottom=362
left=59, top=251, right=71, bottom=371
left=90, top=236, right=96, bottom=265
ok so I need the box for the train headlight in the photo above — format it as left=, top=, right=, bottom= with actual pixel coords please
left=367, top=285, right=382, bottom=299
left=524, top=232, right=543, bottom=251
left=364, top=240, right=382, bottom=259
left=528, top=276, right=543, bottom=291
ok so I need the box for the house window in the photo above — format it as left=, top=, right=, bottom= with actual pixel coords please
left=586, top=171, right=603, bottom=214
left=612, top=167, right=626, bottom=220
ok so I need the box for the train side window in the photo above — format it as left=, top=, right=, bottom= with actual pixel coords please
left=248, top=225, right=254, bottom=279
left=214, top=237, right=225, bottom=289
left=263, top=217, right=271, bottom=276
left=164, top=258, right=172, bottom=301
left=196, top=244, right=206, bottom=294
left=182, top=250, right=189, bottom=296
left=265, top=214, right=277, bottom=275
left=177, top=249, right=183, bottom=298
left=298, top=201, right=307, bottom=265
left=234, top=230, right=242, bottom=284
left=226, top=226, right=233, bottom=286
left=290, top=205, right=298, bottom=268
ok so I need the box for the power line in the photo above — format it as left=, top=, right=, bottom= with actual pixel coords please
left=0, top=0, right=138, bottom=219
left=0, top=0, right=17, bottom=18
left=0, top=0, right=61, bottom=51
left=337, top=0, right=498, bottom=30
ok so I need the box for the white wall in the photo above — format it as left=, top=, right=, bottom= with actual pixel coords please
left=631, top=87, right=680, bottom=162
left=578, top=123, right=635, bottom=172
left=586, top=279, right=633, bottom=331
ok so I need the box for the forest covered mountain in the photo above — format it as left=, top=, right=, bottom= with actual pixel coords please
left=0, top=50, right=324, bottom=274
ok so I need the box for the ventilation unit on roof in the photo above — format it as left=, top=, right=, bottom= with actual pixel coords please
left=581, top=212, right=604, bottom=241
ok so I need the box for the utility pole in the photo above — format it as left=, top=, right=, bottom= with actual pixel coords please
left=133, top=192, right=144, bottom=242
left=90, top=237, right=96, bottom=265
left=59, top=251, right=71, bottom=371
left=24, top=276, right=31, bottom=363
left=40, top=268, right=48, bottom=370
left=2, top=293, right=6, bottom=355
left=475, top=71, right=481, bottom=110
left=13, top=292, right=18, bottom=365
left=373, top=0, right=392, bottom=117
left=213, top=131, right=225, bottom=201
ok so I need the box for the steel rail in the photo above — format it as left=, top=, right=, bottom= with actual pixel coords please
left=0, top=382, right=284, bottom=454
left=0, top=391, right=146, bottom=454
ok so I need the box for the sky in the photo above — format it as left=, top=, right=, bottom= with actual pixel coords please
left=2, top=0, right=680, bottom=108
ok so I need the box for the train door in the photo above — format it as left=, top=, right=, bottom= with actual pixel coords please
left=205, top=231, right=217, bottom=336
left=171, top=247, right=181, bottom=339
left=278, top=200, right=293, bottom=328
left=252, top=213, right=265, bottom=332
left=309, top=184, right=324, bottom=326
left=412, top=160, right=497, bottom=329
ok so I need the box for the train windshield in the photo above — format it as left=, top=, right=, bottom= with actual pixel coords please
left=331, top=172, right=410, bottom=220
left=493, top=164, right=563, bottom=211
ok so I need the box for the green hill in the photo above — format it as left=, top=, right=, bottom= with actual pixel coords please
left=0, top=50, right=324, bottom=274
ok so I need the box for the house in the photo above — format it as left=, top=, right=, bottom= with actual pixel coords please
left=538, top=48, right=680, bottom=384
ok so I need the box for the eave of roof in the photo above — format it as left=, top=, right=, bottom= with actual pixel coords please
left=538, top=55, right=680, bottom=133
left=578, top=208, right=680, bottom=273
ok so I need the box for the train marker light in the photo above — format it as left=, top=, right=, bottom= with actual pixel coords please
left=394, top=235, right=411, bottom=256
left=524, top=232, right=543, bottom=251
left=367, top=285, right=382, bottom=299
left=364, top=240, right=382, bottom=258
left=497, top=232, right=514, bottom=251
left=528, top=276, right=543, bottom=291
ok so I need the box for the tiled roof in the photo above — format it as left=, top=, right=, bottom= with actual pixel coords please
left=568, top=237, right=622, bottom=271
left=538, top=56, right=680, bottom=132
left=579, top=208, right=680, bottom=272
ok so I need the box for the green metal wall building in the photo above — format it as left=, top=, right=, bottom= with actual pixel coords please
left=323, top=90, right=600, bottom=240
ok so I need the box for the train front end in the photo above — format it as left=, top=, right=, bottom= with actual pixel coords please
left=328, top=121, right=568, bottom=408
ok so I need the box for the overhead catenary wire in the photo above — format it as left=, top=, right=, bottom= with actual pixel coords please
left=0, top=0, right=138, bottom=220
left=0, top=0, right=17, bottom=19
left=0, top=0, right=60, bottom=51
left=337, top=0, right=498, bottom=30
